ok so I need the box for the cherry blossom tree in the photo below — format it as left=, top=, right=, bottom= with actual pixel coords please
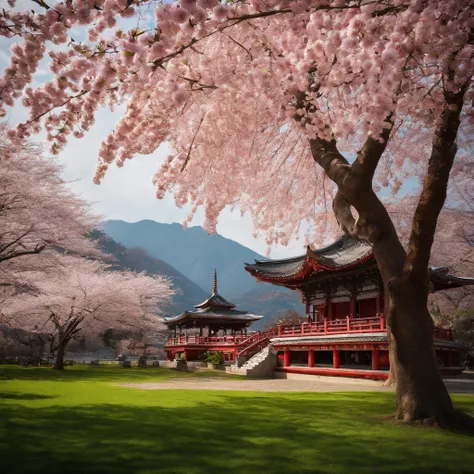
left=428, top=205, right=474, bottom=350
left=0, top=125, right=100, bottom=295
left=2, top=0, right=474, bottom=427
left=1, top=256, right=175, bottom=370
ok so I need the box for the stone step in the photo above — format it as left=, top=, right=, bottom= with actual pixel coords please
left=234, top=344, right=277, bottom=377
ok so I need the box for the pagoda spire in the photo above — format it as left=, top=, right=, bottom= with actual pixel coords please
left=213, top=269, right=218, bottom=294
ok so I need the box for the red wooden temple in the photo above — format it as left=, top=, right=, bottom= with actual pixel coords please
left=164, top=271, right=263, bottom=362
left=244, top=235, right=473, bottom=380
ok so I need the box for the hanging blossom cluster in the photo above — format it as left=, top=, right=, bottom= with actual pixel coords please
left=1, top=0, right=473, bottom=246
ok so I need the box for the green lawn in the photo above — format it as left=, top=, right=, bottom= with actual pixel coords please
left=1, top=365, right=473, bottom=474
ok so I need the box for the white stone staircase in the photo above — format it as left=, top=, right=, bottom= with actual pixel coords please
left=227, top=344, right=278, bottom=378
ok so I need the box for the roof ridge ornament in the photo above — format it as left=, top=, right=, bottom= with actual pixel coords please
left=213, top=269, right=218, bottom=294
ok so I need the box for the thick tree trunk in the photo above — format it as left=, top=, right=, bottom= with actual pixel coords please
left=300, top=73, right=474, bottom=430
left=53, top=340, right=67, bottom=370
left=384, top=272, right=453, bottom=423
left=374, top=241, right=474, bottom=431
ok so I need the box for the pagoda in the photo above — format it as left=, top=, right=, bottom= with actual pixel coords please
left=244, top=235, right=473, bottom=380
left=163, top=271, right=263, bottom=362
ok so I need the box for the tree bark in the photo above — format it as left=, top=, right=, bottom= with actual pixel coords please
left=387, top=275, right=453, bottom=423
left=383, top=287, right=396, bottom=387
left=303, top=77, right=474, bottom=430
left=53, top=339, right=67, bottom=370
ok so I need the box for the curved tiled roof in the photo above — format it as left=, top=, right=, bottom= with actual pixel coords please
left=245, top=235, right=374, bottom=280
left=164, top=308, right=262, bottom=324
left=245, top=236, right=474, bottom=291
left=194, top=292, right=236, bottom=309
left=430, top=267, right=474, bottom=291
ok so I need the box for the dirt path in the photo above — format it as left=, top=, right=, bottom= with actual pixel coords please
left=119, top=376, right=393, bottom=393
left=119, top=375, right=474, bottom=394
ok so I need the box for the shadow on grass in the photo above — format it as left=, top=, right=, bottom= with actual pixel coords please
left=1, top=392, right=474, bottom=474
left=0, top=393, right=56, bottom=401
left=0, top=365, right=238, bottom=383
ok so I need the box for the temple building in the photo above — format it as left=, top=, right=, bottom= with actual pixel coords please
left=164, top=271, right=263, bottom=362
left=244, top=235, right=473, bottom=380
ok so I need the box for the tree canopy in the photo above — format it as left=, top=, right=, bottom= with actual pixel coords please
left=1, top=0, right=472, bottom=243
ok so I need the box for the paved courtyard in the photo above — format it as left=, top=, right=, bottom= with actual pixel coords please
left=120, top=374, right=474, bottom=395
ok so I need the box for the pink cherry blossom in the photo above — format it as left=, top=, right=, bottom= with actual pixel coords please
left=0, top=0, right=471, bottom=251
left=1, top=255, right=174, bottom=369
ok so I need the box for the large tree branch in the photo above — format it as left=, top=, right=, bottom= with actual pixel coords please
left=0, top=227, right=35, bottom=255
left=406, top=78, right=471, bottom=281
left=307, top=117, right=395, bottom=244
left=0, top=243, right=46, bottom=263
left=351, top=115, right=394, bottom=182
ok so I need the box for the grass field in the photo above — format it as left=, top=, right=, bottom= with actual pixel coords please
left=1, top=365, right=474, bottom=474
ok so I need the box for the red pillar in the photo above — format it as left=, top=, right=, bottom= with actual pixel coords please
left=283, top=350, right=291, bottom=368
left=372, top=349, right=380, bottom=370
left=305, top=302, right=310, bottom=321
left=350, top=294, right=356, bottom=318
left=327, top=299, right=333, bottom=320
left=333, top=349, right=340, bottom=369
left=308, top=350, right=315, bottom=368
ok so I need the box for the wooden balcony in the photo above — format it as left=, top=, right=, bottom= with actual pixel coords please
left=166, top=335, right=251, bottom=346
left=432, top=327, right=453, bottom=341
left=165, top=314, right=453, bottom=348
left=277, top=314, right=453, bottom=341
left=277, top=314, right=386, bottom=337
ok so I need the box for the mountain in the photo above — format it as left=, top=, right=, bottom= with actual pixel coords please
left=99, top=220, right=303, bottom=325
left=236, top=284, right=303, bottom=329
left=101, top=220, right=268, bottom=297
left=96, top=232, right=208, bottom=314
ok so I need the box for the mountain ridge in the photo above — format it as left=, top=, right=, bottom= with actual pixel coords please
left=95, top=232, right=209, bottom=314
left=99, top=220, right=303, bottom=327
left=101, top=219, right=268, bottom=297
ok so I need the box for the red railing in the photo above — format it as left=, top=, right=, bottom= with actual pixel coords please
left=235, top=328, right=278, bottom=357
left=277, top=314, right=386, bottom=338
left=165, top=335, right=251, bottom=346
left=165, top=329, right=278, bottom=359
left=166, top=314, right=453, bottom=347
left=433, top=327, right=453, bottom=341
left=276, top=314, right=452, bottom=341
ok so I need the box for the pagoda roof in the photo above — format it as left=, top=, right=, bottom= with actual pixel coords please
left=429, top=266, right=474, bottom=291
left=245, top=235, right=474, bottom=291
left=194, top=292, right=236, bottom=310
left=245, top=235, right=374, bottom=283
left=164, top=307, right=262, bottom=325
left=164, top=269, right=262, bottom=326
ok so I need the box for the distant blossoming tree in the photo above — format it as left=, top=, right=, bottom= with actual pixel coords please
left=2, top=0, right=474, bottom=427
left=1, top=256, right=175, bottom=370
left=0, top=125, right=100, bottom=294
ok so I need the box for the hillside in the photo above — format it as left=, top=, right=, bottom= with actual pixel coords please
left=101, top=220, right=270, bottom=297
left=100, top=220, right=303, bottom=325
left=96, top=233, right=208, bottom=314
